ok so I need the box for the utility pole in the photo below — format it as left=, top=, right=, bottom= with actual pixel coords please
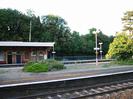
left=52, top=44, right=56, bottom=60
left=99, top=42, right=103, bottom=60
left=93, top=30, right=100, bottom=66
left=29, top=20, right=32, bottom=42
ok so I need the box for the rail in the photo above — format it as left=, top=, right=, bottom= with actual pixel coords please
left=0, top=70, right=133, bottom=99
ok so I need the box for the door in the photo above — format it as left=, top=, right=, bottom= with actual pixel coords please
left=16, top=55, right=21, bottom=63
left=8, top=55, right=12, bottom=64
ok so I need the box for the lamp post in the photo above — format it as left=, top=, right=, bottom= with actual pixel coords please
left=99, top=42, right=103, bottom=60
left=29, top=20, right=32, bottom=42
left=93, top=30, right=100, bottom=66
left=7, top=26, right=10, bottom=31
left=52, top=44, right=56, bottom=60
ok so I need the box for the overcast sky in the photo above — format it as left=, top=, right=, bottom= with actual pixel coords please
left=0, top=0, right=133, bottom=35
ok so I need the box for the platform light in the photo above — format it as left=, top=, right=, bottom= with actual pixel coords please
left=99, top=42, right=103, bottom=60
left=93, top=30, right=100, bottom=65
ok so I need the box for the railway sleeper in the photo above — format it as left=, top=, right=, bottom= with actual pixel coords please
left=42, top=81, right=133, bottom=99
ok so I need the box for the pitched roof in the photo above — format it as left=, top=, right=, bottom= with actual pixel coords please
left=0, top=41, right=55, bottom=47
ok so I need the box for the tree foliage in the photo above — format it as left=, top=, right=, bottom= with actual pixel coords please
left=106, top=32, right=133, bottom=60
left=0, top=9, right=29, bottom=41
left=0, top=8, right=113, bottom=57
left=106, top=10, right=133, bottom=60
left=80, top=28, right=113, bottom=55
left=41, top=15, right=71, bottom=55
left=0, top=8, right=42, bottom=41
left=122, top=11, right=133, bottom=33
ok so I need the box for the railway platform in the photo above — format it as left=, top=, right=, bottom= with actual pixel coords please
left=1, top=63, right=133, bottom=99
left=0, top=63, right=133, bottom=86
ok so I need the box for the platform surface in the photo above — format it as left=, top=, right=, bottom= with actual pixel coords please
left=0, top=62, right=133, bottom=86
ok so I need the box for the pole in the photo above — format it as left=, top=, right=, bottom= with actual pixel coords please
left=29, top=20, right=32, bottom=42
left=53, top=45, right=55, bottom=59
left=99, top=43, right=103, bottom=60
left=52, top=44, right=56, bottom=60
left=95, top=33, right=98, bottom=66
left=93, top=30, right=100, bottom=66
left=100, top=49, right=102, bottom=60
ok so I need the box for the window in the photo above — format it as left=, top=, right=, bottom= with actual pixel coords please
left=0, top=52, right=4, bottom=61
left=38, top=51, right=44, bottom=60
left=25, top=52, right=29, bottom=59
left=8, top=51, right=12, bottom=55
left=16, top=51, right=21, bottom=55
left=31, top=51, right=37, bottom=56
left=39, top=51, right=43, bottom=56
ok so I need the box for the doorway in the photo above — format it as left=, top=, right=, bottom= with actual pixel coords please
left=7, top=55, right=12, bottom=64
left=16, top=55, right=21, bottom=63
left=16, top=51, right=21, bottom=63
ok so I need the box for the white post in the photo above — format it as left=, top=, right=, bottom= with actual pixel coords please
left=95, top=33, right=98, bottom=65
left=29, top=20, right=32, bottom=42
left=52, top=44, right=56, bottom=60
left=99, top=42, right=103, bottom=60
left=93, top=30, right=100, bottom=66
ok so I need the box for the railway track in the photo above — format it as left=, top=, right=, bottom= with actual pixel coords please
left=17, top=79, right=133, bottom=99
left=1, top=70, right=133, bottom=99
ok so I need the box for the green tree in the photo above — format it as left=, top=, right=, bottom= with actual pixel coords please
left=69, top=31, right=83, bottom=55
left=97, top=31, right=114, bottom=54
left=81, top=31, right=95, bottom=55
left=41, top=15, right=71, bottom=55
left=30, top=16, right=43, bottom=42
left=0, top=9, right=31, bottom=41
left=0, top=8, right=43, bottom=42
left=26, top=9, right=43, bottom=42
left=0, top=8, right=113, bottom=57
left=122, top=11, right=133, bottom=34
left=81, top=28, right=113, bottom=55
left=106, top=32, right=133, bottom=60
left=106, top=10, right=133, bottom=60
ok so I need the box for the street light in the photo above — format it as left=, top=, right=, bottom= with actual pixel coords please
left=93, top=30, right=100, bottom=66
left=29, top=20, right=32, bottom=42
left=99, top=42, right=103, bottom=60
left=52, top=44, right=56, bottom=60
left=7, top=26, right=10, bottom=31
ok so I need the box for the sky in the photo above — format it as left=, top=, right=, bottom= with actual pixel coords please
left=0, top=0, right=133, bottom=36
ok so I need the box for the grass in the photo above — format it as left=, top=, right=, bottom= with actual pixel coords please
left=102, top=59, right=133, bottom=68
left=112, top=59, right=133, bottom=65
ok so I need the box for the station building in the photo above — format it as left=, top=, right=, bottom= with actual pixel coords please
left=0, top=41, right=55, bottom=64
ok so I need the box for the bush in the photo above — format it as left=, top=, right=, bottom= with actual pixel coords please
left=106, top=32, right=133, bottom=60
left=23, top=62, right=48, bottom=73
left=23, top=59, right=65, bottom=72
left=24, top=61, right=35, bottom=67
left=40, top=59, right=65, bottom=71
left=45, top=59, right=66, bottom=71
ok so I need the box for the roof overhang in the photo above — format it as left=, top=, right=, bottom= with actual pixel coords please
left=0, top=41, right=55, bottom=47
